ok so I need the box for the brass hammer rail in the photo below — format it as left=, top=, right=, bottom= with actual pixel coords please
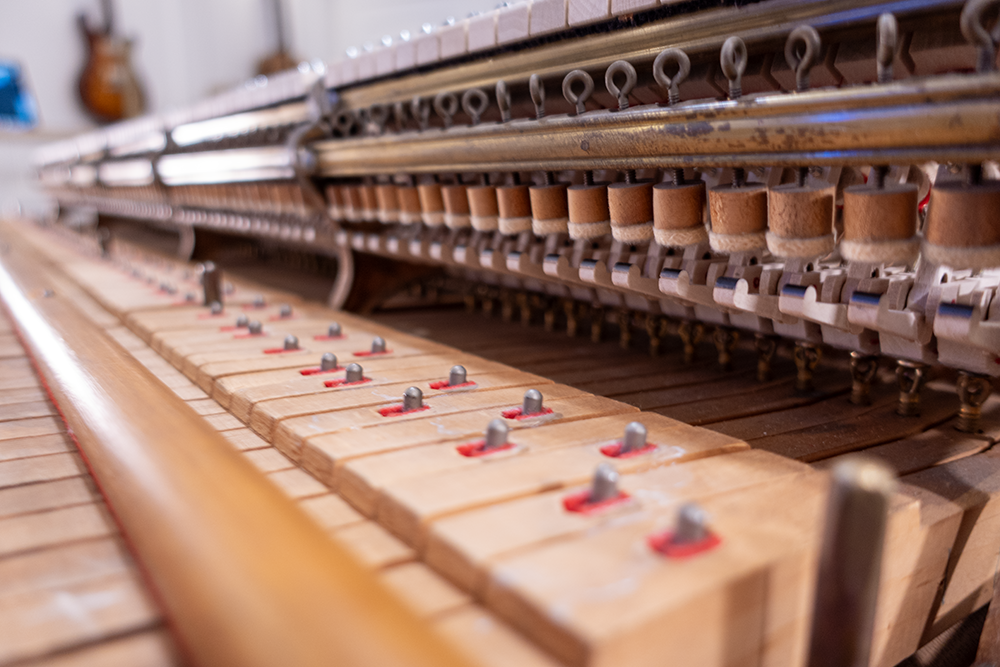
left=337, top=0, right=963, bottom=110
left=315, top=73, right=1000, bottom=175
left=0, top=222, right=472, bottom=667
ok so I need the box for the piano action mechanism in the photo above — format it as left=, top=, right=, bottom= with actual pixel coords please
left=8, top=0, right=1000, bottom=664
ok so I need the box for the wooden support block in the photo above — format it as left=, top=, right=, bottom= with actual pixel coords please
left=482, top=474, right=827, bottom=667
left=225, top=356, right=517, bottom=422
left=27, top=630, right=179, bottom=667
left=529, top=0, right=569, bottom=37
left=568, top=0, right=610, bottom=26
left=376, top=415, right=747, bottom=551
left=0, top=477, right=97, bottom=520
left=497, top=1, right=532, bottom=44
left=611, top=0, right=657, bottom=12
left=302, top=395, right=638, bottom=493
left=298, top=493, right=365, bottom=532
left=439, top=20, right=469, bottom=59
left=0, top=503, right=116, bottom=559
left=425, top=449, right=802, bottom=595
left=274, top=383, right=599, bottom=461
left=0, top=433, right=74, bottom=463
left=251, top=370, right=548, bottom=441
left=0, top=570, right=159, bottom=665
left=467, top=11, right=498, bottom=52
left=901, top=449, right=1000, bottom=642
left=333, top=520, right=415, bottom=569
left=434, top=605, right=564, bottom=667
left=379, top=562, right=471, bottom=619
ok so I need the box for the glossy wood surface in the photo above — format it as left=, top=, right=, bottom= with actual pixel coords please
left=0, top=227, right=472, bottom=667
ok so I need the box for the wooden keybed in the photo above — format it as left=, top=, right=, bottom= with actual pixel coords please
left=2, top=216, right=1000, bottom=667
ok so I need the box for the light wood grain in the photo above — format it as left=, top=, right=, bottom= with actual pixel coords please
left=0, top=225, right=476, bottom=667
left=303, top=395, right=637, bottom=492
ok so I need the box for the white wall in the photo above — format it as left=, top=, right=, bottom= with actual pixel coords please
left=0, top=0, right=502, bottom=209
left=0, top=0, right=501, bottom=134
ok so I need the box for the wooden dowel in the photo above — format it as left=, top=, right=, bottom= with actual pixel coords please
left=0, top=228, right=471, bottom=667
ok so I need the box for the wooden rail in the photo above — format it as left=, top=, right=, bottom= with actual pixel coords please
left=0, top=224, right=472, bottom=667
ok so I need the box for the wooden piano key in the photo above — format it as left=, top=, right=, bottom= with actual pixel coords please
left=434, top=605, right=564, bottom=667
left=481, top=474, right=827, bottom=667
left=184, top=338, right=432, bottom=391
left=224, top=356, right=517, bottom=422
left=220, top=428, right=269, bottom=452
left=0, top=477, right=96, bottom=520
left=273, top=383, right=597, bottom=461
left=250, top=370, right=549, bottom=441
left=0, top=568, right=159, bottom=665
left=302, top=395, right=637, bottom=495
left=333, top=520, right=416, bottom=570
left=376, top=417, right=748, bottom=551
left=0, top=387, right=48, bottom=406
left=0, top=417, right=67, bottom=445
left=425, top=448, right=804, bottom=595
left=185, top=398, right=228, bottom=416
left=378, top=562, right=472, bottom=619
left=0, top=433, right=74, bottom=463
left=340, top=411, right=741, bottom=518
left=0, top=399, right=59, bottom=422
left=265, top=467, right=327, bottom=500
left=27, top=630, right=178, bottom=667
left=298, top=493, right=365, bottom=532
left=0, top=502, right=116, bottom=559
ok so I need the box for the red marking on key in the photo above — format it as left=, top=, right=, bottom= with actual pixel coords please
left=600, top=441, right=657, bottom=459
left=233, top=332, right=266, bottom=339
left=647, top=530, right=722, bottom=558
left=456, top=439, right=516, bottom=458
left=354, top=350, right=391, bottom=357
left=562, top=489, right=631, bottom=516
left=323, top=377, right=370, bottom=388
left=262, top=348, right=305, bottom=355
left=378, top=404, right=430, bottom=417
left=313, top=334, right=346, bottom=341
left=501, top=407, right=553, bottom=420
left=268, top=315, right=297, bottom=321
left=428, top=380, right=476, bottom=390
left=300, top=366, right=342, bottom=376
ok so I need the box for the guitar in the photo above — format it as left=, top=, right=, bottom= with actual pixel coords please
left=257, top=0, right=298, bottom=76
left=77, top=0, right=145, bottom=123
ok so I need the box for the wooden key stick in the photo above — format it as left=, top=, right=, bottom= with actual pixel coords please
left=273, top=384, right=597, bottom=461
left=426, top=448, right=800, bottom=594
left=300, top=392, right=634, bottom=493
left=375, top=415, right=747, bottom=550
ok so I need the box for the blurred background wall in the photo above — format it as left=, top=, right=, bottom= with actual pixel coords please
left=0, top=0, right=499, bottom=210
